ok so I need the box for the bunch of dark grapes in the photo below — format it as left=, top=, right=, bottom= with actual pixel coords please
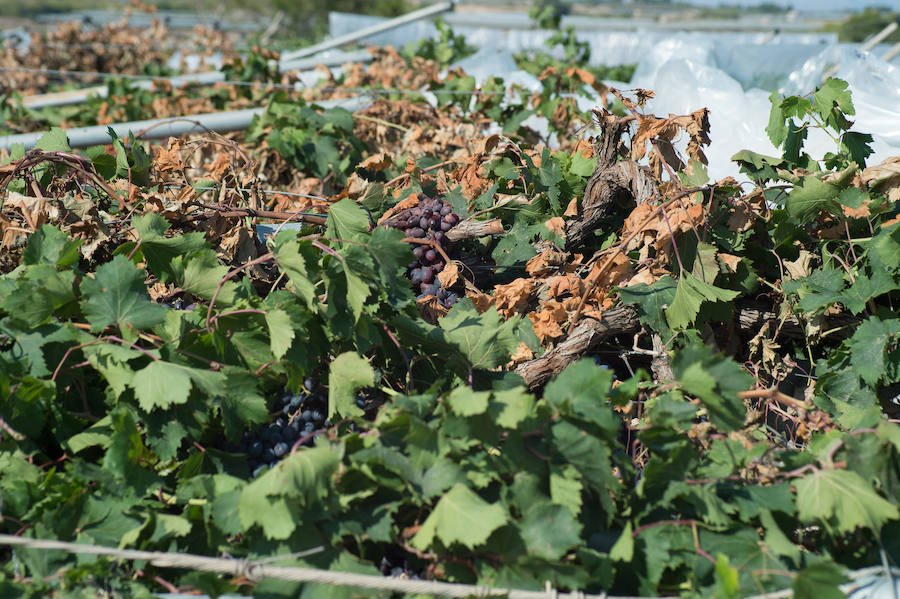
left=385, top=196, right=461, bottom=308
left=236, top=377, right=328, bottom=478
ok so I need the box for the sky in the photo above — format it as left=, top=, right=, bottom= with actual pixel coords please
left=684, top=0, right=900, bottom=9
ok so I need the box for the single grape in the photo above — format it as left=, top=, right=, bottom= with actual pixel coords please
left=262, top=447, right=276, bottom=463
left=303, top=377, right=316, bottom=392
left=409, top=227, right=425, bottom=238
left=424, top=249, right=436, bottom=262
left=303, top=421, right=316, bottom=433
left=273, top=442, right=289, bottom=458
left=413, top=246, right=424, bottom=259
left=421, top=267, right=434, bottom=284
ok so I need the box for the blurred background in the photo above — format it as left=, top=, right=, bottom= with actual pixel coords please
left=2, top=0, right=899, bottom=180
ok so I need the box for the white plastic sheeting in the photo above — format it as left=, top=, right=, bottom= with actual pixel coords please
left=631, top=38, right=900, bottom=180
left=330, top=12, right=837, bottom=70
left=325, top=11, right=900, bottom=181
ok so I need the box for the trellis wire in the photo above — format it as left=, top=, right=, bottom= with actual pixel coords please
left=0, top=534, right=619, bottom=599
left=0, top=533, right=896, bottom=599
left=163, top=183, right=329, bottom=203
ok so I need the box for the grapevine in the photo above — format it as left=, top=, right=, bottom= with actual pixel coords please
left=0, top=11, right=899, bottom=599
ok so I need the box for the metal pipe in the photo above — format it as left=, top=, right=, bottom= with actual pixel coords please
left=1, top=96, right=370, bottom=151
left=279, top=1, right=454, bottom=63
left=36, top=10, right=266, bottom=32
left=859, top=18, right=900, bottom=53
left=278, top=49, right=374, bottom=72
left=20, top=50, right=374, bottom=110
left=822, top=17, right=899, bottom=83
left=884, top=41, right=900, bottom=63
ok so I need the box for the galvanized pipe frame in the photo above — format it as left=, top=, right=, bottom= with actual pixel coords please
left=0, top=96, right=372, bottom=151
left=18, top=1, right=455, bottom=111
left=20, top=49, right=375, bottom=110
left=279, top=1, right=455, bottom=63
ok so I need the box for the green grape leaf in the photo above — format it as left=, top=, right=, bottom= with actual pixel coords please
left=786, top=175, right=840, bottom=223
left=617, top=275, right=677, bottom=335
left=271, top=233, right=319, bottom=309
left=446, top=386, right=490, bottom=417
left=609, top=521, right=634, bottom=562
left=439, top=299, right=528, bottom=371
left=847, top=317, right=900, bottom=386
left=665, top=272, right=739, bottom=331
left=549, top=464, right=583, bottom=517
left=519, top=503, right=582, bottom=560
left=130, top=213, right=207, bottom=282
left=841, top=131, right=875, bottom=168
left=171, top=250, right=236, bottom=304
left=714, top=554, right=741, bottom=599
left=80, top=255, right=167, bottom=335
left=672, top=343, right=752, bottom=431
left=22, top=225, right=82, bottom=268
left=793, top=268, right=845, bottom=313
left=796, top=469, right=899, bottom=533
left=814, top=77, right=854, bottom=125
left=569, top=152, right=597, bottom=177
left=840, top=270, right=898, bottom=314
left=1, top=266, right=76, bottom=327
left=410, top=483, right=508, bottom=550
left=489, top=387, right=534, bottom=429
left=544, top=358, right=617, bottom=431
left=792, top=560, right=849, bottom=599
left=328, top=352, right=376, bottom=419
left=766, top=90, right=789, bottom=147
left=35, top=127, right=71, bottom=152
left=491, top=219, right=538, bottom=266
left=326, top=197, right=370, bottom=243
left=265, top=308, right=294, bottom=360
left=131, top=360, right=226, bottom=411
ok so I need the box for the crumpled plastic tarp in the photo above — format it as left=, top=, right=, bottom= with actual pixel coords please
left=329, top=11, right=900, bottom=181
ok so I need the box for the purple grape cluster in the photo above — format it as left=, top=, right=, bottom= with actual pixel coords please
left=386, top=196, right=462, bottom=308
left=232, top=378, right=386, bottom=478
left=236, top=377, right=328, bottom=477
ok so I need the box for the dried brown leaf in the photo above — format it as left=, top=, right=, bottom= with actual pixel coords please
left=494, top=278, right=536, bottom=318
left=437, top=260, right=460, bottom=288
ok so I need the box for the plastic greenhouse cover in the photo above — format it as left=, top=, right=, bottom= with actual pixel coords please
left=331, top=12, right=900, bottom=182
